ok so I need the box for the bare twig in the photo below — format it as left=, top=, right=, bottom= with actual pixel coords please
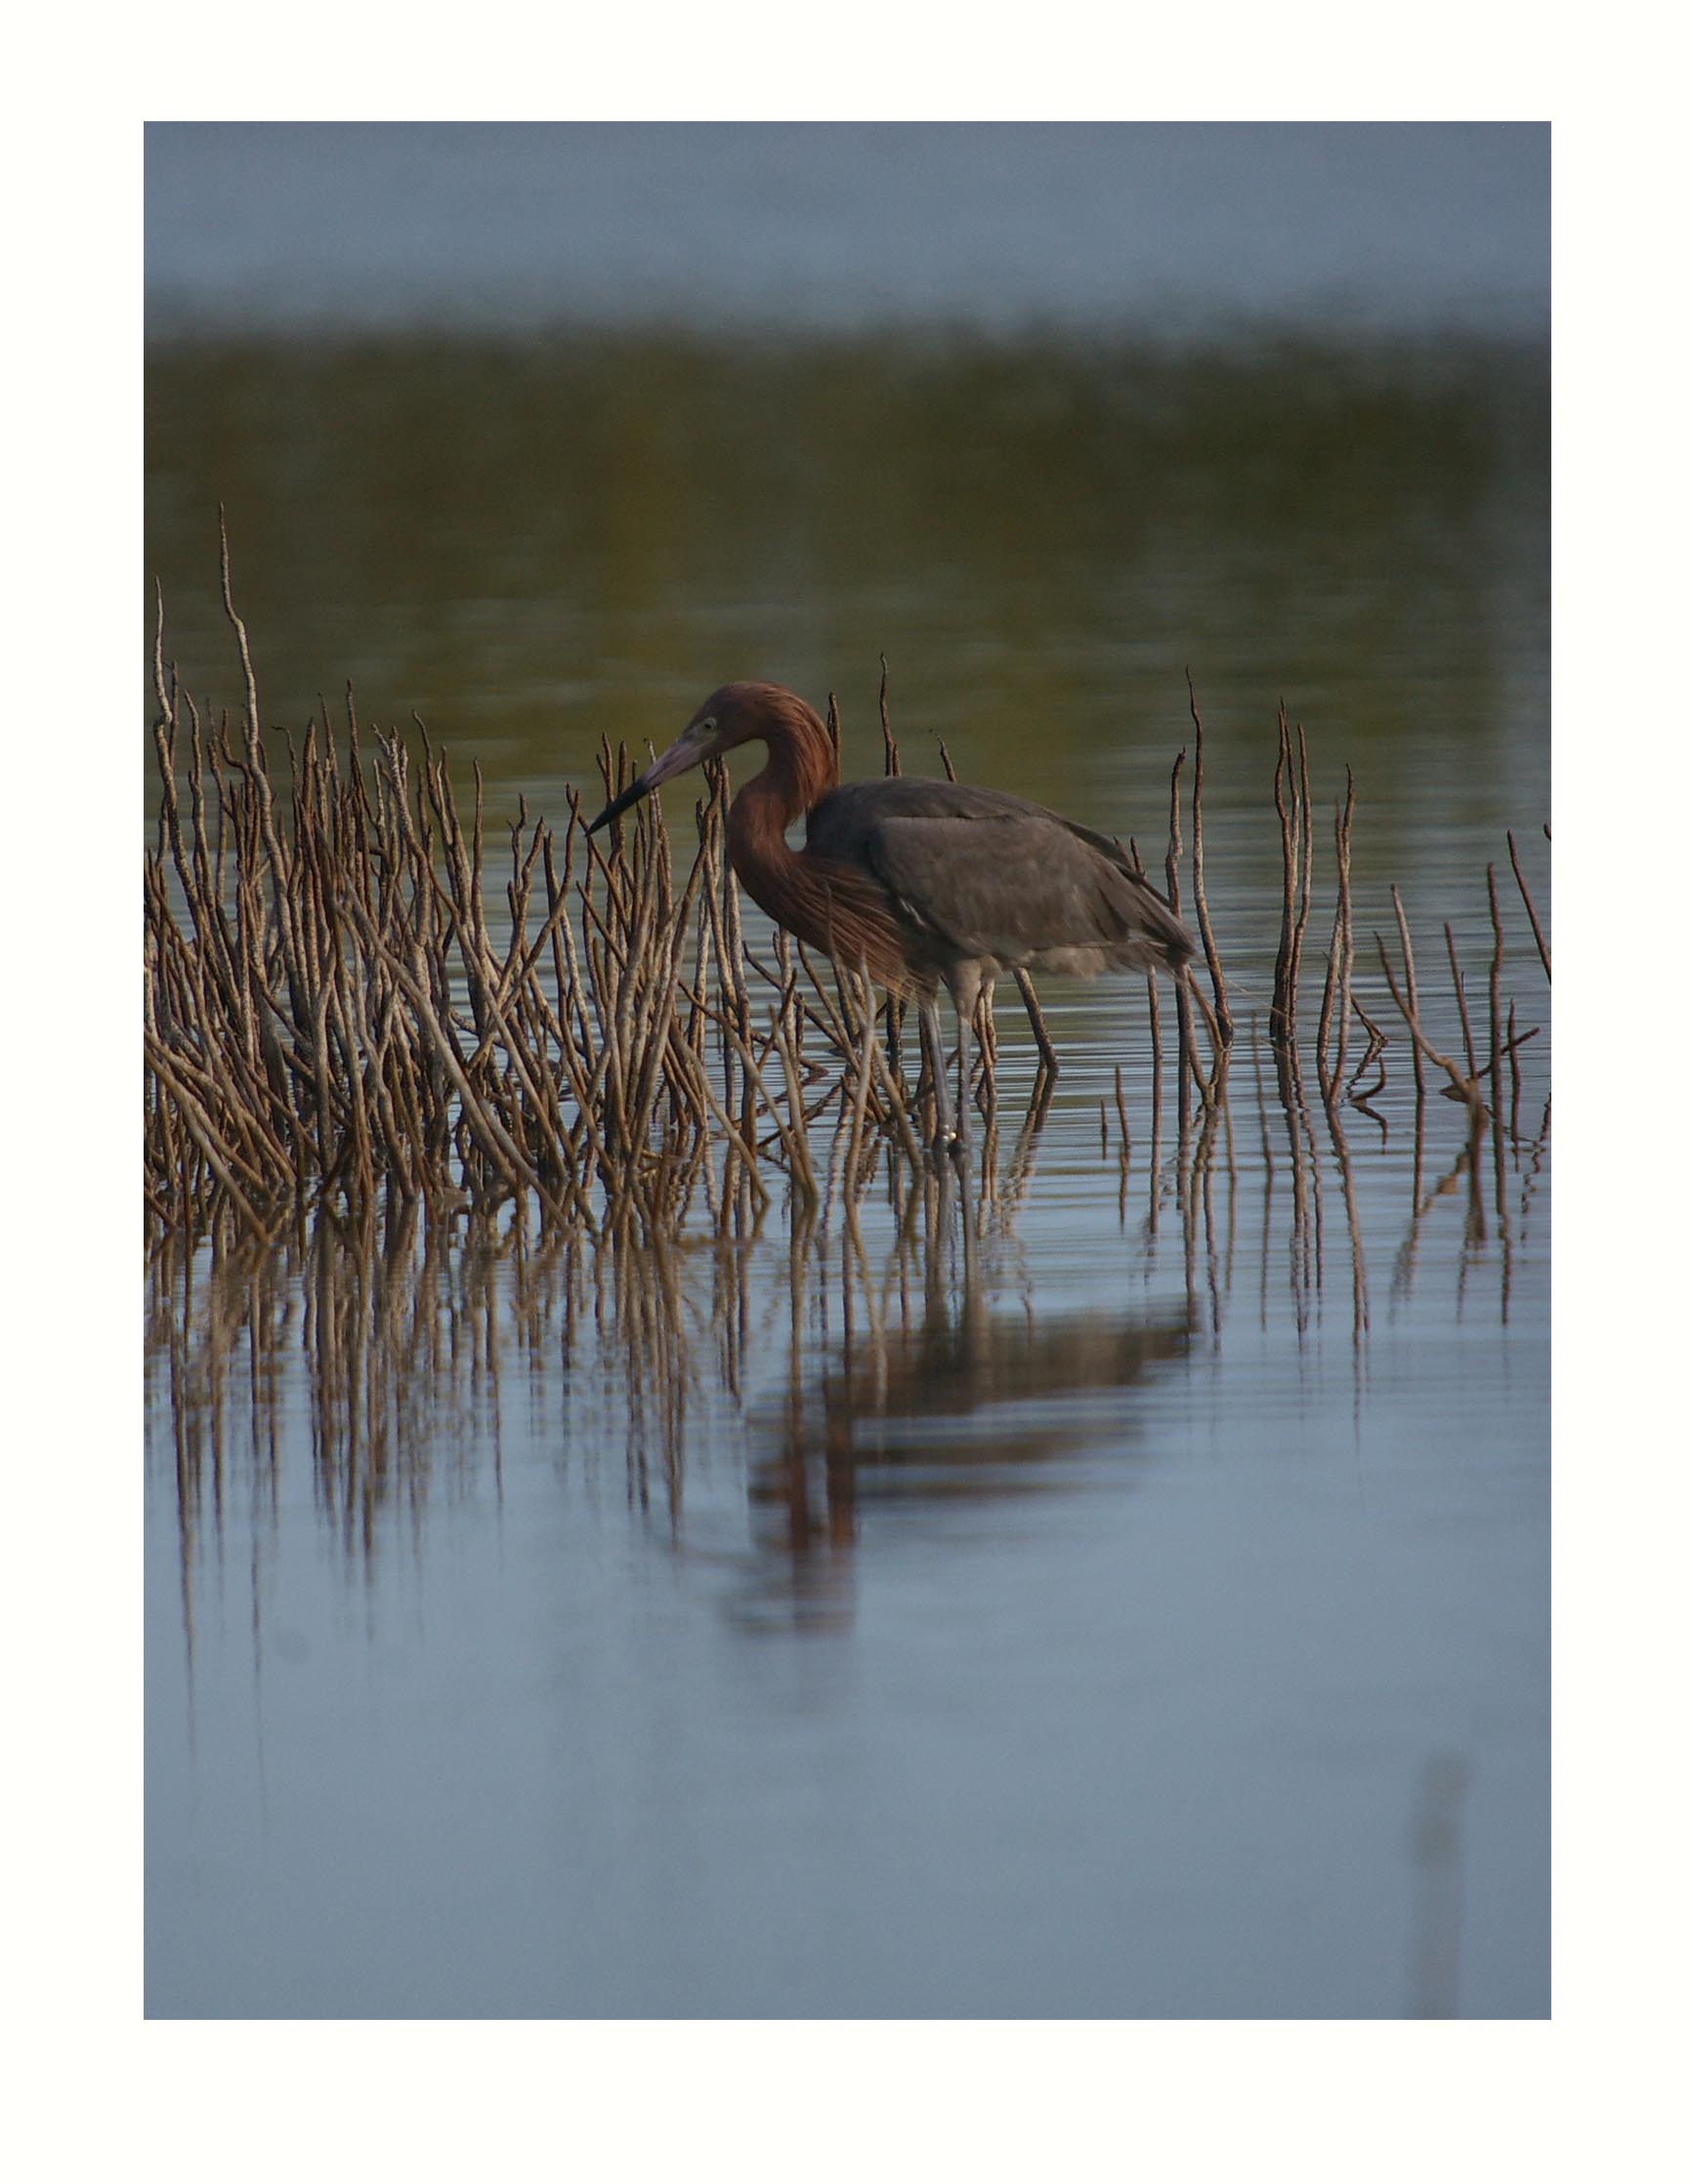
left=1507, top=828, right=1551, bottom=981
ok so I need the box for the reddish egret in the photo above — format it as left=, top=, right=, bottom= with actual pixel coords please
left=589, top=681, right=1195, bottom=1154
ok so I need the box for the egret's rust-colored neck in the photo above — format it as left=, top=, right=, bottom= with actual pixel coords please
left=721, top=690, right=908, bottom=987
left=720, top=687, right=833, bottom=857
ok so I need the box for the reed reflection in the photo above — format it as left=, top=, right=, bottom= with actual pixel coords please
left=147, top=1002, right=1544, bottom=1674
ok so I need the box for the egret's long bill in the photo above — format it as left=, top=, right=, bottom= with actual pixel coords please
left=587, top=721, right=726, bottom=834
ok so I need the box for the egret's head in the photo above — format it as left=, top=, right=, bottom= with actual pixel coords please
left=586, top=682, right=794, bottom=834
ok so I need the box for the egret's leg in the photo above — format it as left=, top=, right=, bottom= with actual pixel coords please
left=918, top=993, right=956, bottom=1157
left=948, top=968, right=983, bottom=1160
left=955, top=1138, right=979, bottom=1281
left=955, top=1019, right=972, bottom=1155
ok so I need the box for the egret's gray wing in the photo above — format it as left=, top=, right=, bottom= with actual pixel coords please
left=807, top=778, right=1192, bottom=971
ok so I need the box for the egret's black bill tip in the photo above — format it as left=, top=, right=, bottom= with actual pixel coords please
left=586, top=779, right=650, bottom=836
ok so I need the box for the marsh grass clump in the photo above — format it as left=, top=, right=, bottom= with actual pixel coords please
left=146, top=544, right=933, bottom=1247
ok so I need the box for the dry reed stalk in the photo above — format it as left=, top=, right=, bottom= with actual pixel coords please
left=1123, top=837, right=1163, bottom=1106
left=1347, top=995, right=1389, bottom=1104
left=1185, top=670, right=1233, bottom=1046
left=1182, top=975, right=1226, bottom=1100
left=1165, top=750, right=1196, bottom=1111
left=592, top=788, right=651, bottom=1150
left=1281, top=1051, right=1323, bottom=1332
left=1374, top=934, right=1485, bottom=1119
left=972, top=986, right=998, bottom=1126
left=1332, top=772, right=1355, bottom=1094
left=1113, top=1065, right=1132, bottom=1178
left=219, top=510, right=308, bottom=1047
left=1506, top=829, right=1550, bottom=981
left=682, top=795, right=716, bottom=1071
left=1012, top=966, right=1058, bottom=1077
left=1321, top=1099, right=1371, bottom=1343
left=668, top=981, right=784, bottom=1200
left=770, top=974, right=821, bottom=1204
left=772, top=929, right=799, bottom=1074
left=622, top=844, right=709, bottom=1171
left=715, top=806, right=759, bottom=1173
left=1247, top=1012, right=1276, bottom=1177
left=340, top=893, right=568, bottom=1218
left=1486, top=864, right=1507, bottom=1222
left=1315, top=770, right=1356, bottom=1110
left=1270, top=706, right=1298, bottom=1050
left=1390, top=886, right=1426, bottom=1109
left=1443, top=923, right=1479, bottom=1084
left=878, top=654, right=900, bottom=776
left=735, top=1011, right=813, bottom=1186
left=1294, top=726, right=1313, bottom=1018
left=819, top=951, right=923, bottom=1151
left=841, top=960, right=879, bottom=1193
left=784, top=974, right=924, bottom=1172
left=742, top=942, right=851, bottom=1062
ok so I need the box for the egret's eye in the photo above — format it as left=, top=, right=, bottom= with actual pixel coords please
left=695, top=717, right=717, bottom=737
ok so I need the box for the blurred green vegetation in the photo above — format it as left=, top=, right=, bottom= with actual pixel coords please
left=146, top=330, right=1546, bottom=878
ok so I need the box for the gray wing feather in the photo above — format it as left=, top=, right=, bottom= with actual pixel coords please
left=806, top=777, right=1192, bottom=968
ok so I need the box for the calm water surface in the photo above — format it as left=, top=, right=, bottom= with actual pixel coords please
left=148, top=1031, right=1548, bottom=2017
left=146, top=271, right=1548, bottom=2017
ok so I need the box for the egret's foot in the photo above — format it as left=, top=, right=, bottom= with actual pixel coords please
left=934, top=1117, right=973, bottom=1170
left=928, top=1118, right=969, bottom=1166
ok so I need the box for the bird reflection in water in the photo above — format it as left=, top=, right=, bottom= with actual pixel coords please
left=738, top=1165, right=1191, bottom=1629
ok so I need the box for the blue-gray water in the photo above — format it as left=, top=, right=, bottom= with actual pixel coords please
left=147, top=1054, right=1548, bottom=2016
left=145, top=122, right=1549, bottom=2018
